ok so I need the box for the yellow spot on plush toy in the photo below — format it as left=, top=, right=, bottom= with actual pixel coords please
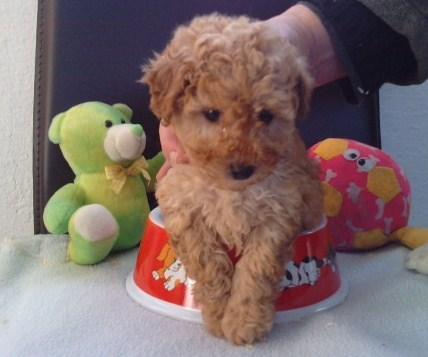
left=322, top=182, right=343, bottom=217
left=367, top=167, right=401, bottom=203
left=313, top=138, right=349, bottom=160
left=391, top=227, right=428, bottom=250
left=354, top=229, right=390, bottom=250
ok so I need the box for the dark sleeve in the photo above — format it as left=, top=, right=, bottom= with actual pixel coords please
left=300, top=0, right=418, bottom=102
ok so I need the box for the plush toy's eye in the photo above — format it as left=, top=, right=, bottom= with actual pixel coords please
left=258, top=109, right=274, bottom=125
left=120, top=119, right=126, bottom=124
left=357, top=157, right=377, bottom=172
left=105, top=120, right=113, bottom=128
left=203, top=109, right=221, bottom=123
left=343, top=149, right=360, bottom=161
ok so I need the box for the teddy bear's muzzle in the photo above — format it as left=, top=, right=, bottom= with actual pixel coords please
left=104, top=124, right=146, bottom=162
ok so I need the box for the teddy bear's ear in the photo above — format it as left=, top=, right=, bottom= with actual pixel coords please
left=113, top=103, right=133, bottom=120
left=48, top=112, right=66, bottom=144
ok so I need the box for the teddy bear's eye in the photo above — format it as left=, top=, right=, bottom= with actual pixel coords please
left=105, top=120, right=113, bottom=128
left=203, top=109, right=221, bottom=123
left=258, top=109, right=274, bottom=125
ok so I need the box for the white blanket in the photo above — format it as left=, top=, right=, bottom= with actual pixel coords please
left=1, top=235, right=427, bottom=357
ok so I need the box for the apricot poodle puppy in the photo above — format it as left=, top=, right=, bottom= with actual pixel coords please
left=143, top=14, right=323, bottom=345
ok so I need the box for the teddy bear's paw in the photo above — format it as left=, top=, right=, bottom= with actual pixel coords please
left=406, top=244, right=428, bottom=275
left=71, top=204, right=119, bottom=242
left=68, top=204, right=119, bottom=264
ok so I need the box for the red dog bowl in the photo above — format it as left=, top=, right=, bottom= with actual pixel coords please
left=127, top=207, right=348, bottom=323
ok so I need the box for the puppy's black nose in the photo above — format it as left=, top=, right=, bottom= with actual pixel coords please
left=230, top=164, right=256, bottom=180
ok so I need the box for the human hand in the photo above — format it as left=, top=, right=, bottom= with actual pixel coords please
left=157, top=124, right=189, bottom=180
left=264, top=4, right=345, bottom=87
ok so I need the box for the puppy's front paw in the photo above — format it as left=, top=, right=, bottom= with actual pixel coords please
left=201, top=302, right=228, bottom=339
left=221, top=302, right=273, bottom=345
left=222, top=314, right=270, bottom=346
left=194, top=283, right=229, bottom=339
left=204, top=317, right=225, bottom=339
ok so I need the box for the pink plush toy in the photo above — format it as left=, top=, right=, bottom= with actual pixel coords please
left=308, top=138, right=428, bottom=273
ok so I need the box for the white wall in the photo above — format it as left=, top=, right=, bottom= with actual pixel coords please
left=380, top=82, right=428, bottom=227
left=0, top=1, right=427, bottom=238
left=0, top=0, right=37, bottom=238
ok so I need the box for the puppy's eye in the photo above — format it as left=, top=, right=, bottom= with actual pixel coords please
left=258, top=109, right=274, bottom=125
left=203, top=109, right=221, bottom=123
left=105, top=120, right=113, bottom=128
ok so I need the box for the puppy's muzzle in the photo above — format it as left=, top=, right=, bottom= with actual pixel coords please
left=230, top=164, right=256, bottom=180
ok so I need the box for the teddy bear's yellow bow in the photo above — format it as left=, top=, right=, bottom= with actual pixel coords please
left=105, top=156, right=151, bottom=194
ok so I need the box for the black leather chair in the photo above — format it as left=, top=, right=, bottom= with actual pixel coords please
left=33, top=0, right=380, bottom=233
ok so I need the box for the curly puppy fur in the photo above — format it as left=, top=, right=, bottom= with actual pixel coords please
left=143, top=14, right=323, bottom=345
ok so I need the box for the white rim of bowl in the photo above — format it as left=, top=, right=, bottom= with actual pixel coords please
left=149, top=206, right=165, bottom=228
left=126, top=272, right=349, bottom=324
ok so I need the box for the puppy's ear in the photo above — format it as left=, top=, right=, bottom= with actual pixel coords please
left=295, top=59, right=314, bottom=119
left=141, top=52, right=194, bottom=126
left=257, top=25, right=313, bottom=120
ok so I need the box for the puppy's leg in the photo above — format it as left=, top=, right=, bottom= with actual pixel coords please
left=222, top=223, right=297, bottom=345
left=302, top=163, right=325, bottom=232
left=169, top=220, right=233, bottom=338
left=301, top=190, right=324, bottom=231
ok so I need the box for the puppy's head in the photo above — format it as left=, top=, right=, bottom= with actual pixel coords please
left=143, top=14, right=312, bottom=190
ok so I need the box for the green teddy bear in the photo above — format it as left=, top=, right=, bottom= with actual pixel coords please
left=43, top=101, right=164, bottom=264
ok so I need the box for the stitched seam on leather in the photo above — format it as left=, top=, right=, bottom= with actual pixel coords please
left=33, top=0, right=45, bottom=234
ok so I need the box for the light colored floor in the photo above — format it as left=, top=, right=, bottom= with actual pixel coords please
left=1, top=235, right=427, bottom=357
